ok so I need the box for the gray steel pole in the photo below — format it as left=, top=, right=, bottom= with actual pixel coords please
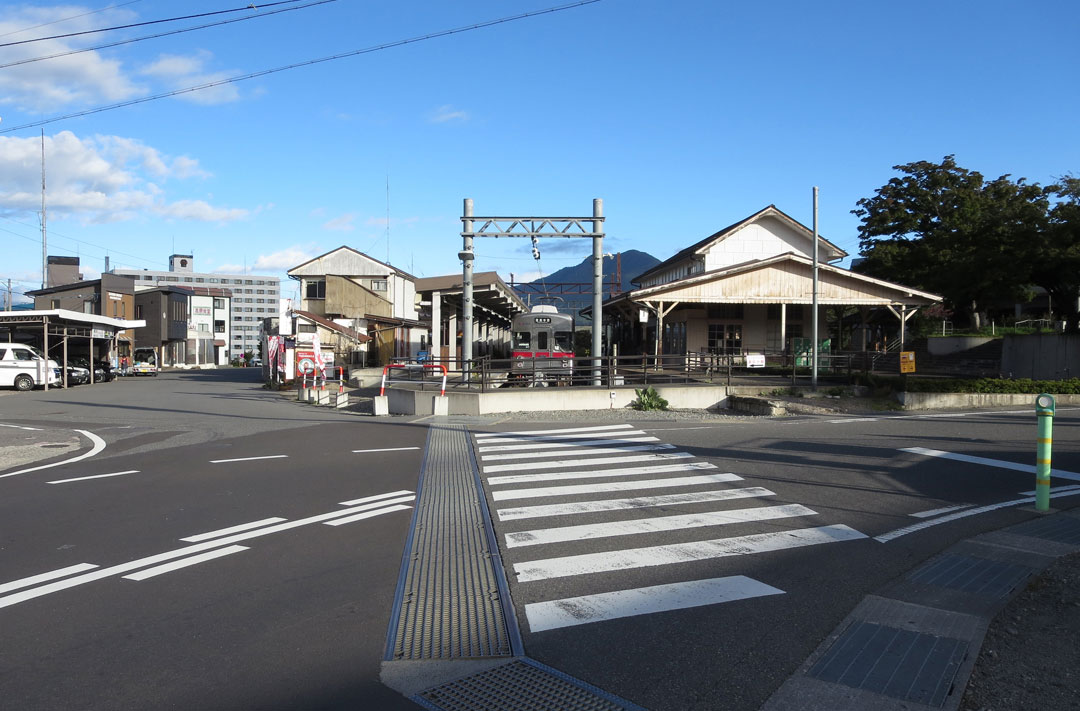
left=812, top=186, right=819, bottom=389
left=592, top=199, right=603, bottom=386
left=461, top=198, right=475, bottom=372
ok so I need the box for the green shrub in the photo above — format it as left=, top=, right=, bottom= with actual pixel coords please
left=851, top=374, right=1080, bottom=395
left=633, top=386, right=669, bottom=411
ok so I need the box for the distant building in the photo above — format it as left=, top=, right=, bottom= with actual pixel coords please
left=111, top=254, right=280, bottom=361
left=25, top=268, right=137, bottom=361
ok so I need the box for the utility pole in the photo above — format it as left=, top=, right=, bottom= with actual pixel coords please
left=41, top=130, right=47, bottom=289
left=812, top=186, right=819, bottom=389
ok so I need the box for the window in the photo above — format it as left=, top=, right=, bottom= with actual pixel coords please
left=196, top=278, right=204, bottom=283
left=256, top=280, right=265, bottom=285
left=213, top=298, right=225, bottom=309
left=706, top=304, right=744, bottom=320
left=372, top=279, right=387, bottom=291
left=244, top=280, right=253, bottom=285
left=707, top=324, right=742, bottom=354
left=512, top=331, right=531, bottom=350
left=554, top=331, right=573, bottom=352
left=209, top=278, right=219, bottom=284
left=183, top=277, right=193, bottom=282
left=198, top=323, right=209, bottom=332
left=215, top=320, right=226, bottom=333
left=298, top=324, right=317, bottom=334
left=256, top=289, right=265, bottom=294
left=537, top=332, right=549, bottom=350
left=256, top=299, right=264, bottom=304
left=244, top=289, right=252, bottom=294
left=135, top=305, right=143, bottom=319
left=165, top=276, right=178, bottom=282
left=143, top=275, right=153, bottom=281
left=51, top=299, right=60, bottom=309
left=305, top=280, right=326, bottom=299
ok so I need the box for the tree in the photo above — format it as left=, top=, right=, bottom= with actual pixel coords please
left=1027, top=178, right=1080, bottom=331
left=852, top=156, right=1047, bottom=328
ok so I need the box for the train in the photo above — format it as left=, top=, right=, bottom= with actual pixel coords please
left=508, top=305, right=575, bottom=385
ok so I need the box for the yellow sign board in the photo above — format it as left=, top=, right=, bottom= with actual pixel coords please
left=900, top=351, right=916, bottom=373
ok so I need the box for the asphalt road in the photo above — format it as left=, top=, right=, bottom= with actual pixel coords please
left=0, top=371, right=426, bottom=710
left=469, top=407, right=1080, bottom=711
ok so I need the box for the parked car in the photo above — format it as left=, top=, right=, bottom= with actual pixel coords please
left=64, top=364, right=90, bottom=386
left=0, top=344, right=61, bottom=391
left=72, top=358, right=113, bottom=383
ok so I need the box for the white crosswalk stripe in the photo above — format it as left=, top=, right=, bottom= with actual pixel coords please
left=474, top=423, right=868, bottom=632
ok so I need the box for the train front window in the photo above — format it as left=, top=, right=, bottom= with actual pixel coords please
left=554, top=331, right=573, bottom=352
left=537, top=332, right=549, bottom=350
left=513, top=331, right=531, bottom=349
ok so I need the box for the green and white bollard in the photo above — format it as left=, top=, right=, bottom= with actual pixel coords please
left=1035, top=393, right=1056, bottom=512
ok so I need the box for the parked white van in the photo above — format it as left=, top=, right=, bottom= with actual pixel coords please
left=0, top=344, right=61, bottom=391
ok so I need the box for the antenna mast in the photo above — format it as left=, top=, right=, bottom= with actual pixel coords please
left=41, top=130, right=47, bottom=288
left=385, top=174, right=390, bottom=265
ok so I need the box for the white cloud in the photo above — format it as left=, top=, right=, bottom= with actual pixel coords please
left=0, top=7, right=145, bottom=112
left=156, top=200, right=248, bottom=222
left=139, top=50, right=240, bottom=105
left=323, top=213, right=356, bottom=232
left=254, top=246, right=319, bottom=272
left=0, top=131, right=241, bottom=224
left=429, top=104, right=469, bottom=123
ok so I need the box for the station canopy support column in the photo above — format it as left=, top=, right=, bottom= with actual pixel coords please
left=460, top=199, right=605, bottom=382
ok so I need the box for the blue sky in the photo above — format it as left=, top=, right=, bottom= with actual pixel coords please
left=1, top=0, right=1077, bottom=305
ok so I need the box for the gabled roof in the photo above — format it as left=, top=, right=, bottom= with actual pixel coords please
left=287, top=246, right=416, bottom=281
left=632, top=205, right=847, bottom=285
left=292, top=310, right=371, bottom=342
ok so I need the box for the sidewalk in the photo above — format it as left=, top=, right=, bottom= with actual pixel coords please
left=0, top=424, right=83, bottom=474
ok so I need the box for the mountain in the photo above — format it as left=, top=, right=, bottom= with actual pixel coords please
left=513, top=249, right=661, bottom=318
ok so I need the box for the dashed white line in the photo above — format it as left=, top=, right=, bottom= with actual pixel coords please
left=47, top=470, right=138, bottom=484
left=352, top=447, right=421, bottom=453
left=900, top=447, right=1080, bottom=482
left=209, top=454, right=289, bottom=464
left=0, top=423, right=42, bottom=431
left=909, top=504, right=973, bottom=519
left=323, top=503, right=413, bottom=526
left=339, top=490, right=416, bottom=506
left=526, top=576, right=785, bottom=632
left=123, top=546, right=249, bottom=581
left=181, top=517, right=288, bottom=542
left=0, top=563, right=99, bottom=595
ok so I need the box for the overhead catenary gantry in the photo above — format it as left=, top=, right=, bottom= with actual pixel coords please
left=460, top=198, right=605, bottom=384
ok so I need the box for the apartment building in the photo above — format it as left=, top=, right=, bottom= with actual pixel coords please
left=112, top=254, right=280, bottom=361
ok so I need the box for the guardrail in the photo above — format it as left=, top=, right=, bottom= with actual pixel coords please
left=380, top=363, right=447, bottom=397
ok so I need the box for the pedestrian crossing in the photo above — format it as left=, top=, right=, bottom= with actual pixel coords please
left=473, top=423, right=868, bottom=634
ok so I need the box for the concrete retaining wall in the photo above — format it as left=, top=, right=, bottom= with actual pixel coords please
left=926, top=336, right=994, bottom=356
left=898, top=392, right=1080, bottom=410
left=1001, top=334, right=1080, bottom=380
left=384, top=385, right=730, bottom=416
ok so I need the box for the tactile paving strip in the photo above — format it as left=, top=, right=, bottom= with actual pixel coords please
left=386, top=424, right=515, bottom=660
left=415, top=659, right=646, bottom=711
left=1010, top=513, right=1080, bottom=545
left=908, top=553, right=1032, bottom=598
left=807, top=621, right=967, bottom=707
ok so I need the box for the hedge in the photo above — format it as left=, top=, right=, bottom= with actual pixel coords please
left=851, top=375, right=1080, bottom=395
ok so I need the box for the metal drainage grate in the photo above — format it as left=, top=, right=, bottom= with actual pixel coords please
left=1011, top=514, right=1080, bottom=546
left=909, top=553, right=1032, bottom=598
left=808, top=621, right=967, bottom=707
left=415, top=659, right=646, bottom=711
left=386, top=424, right=514, bottom=660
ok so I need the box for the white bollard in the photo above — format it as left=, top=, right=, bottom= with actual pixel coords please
left=373, top=395, right=389, bottom=416
left=432, top=395, right=449, bottom=416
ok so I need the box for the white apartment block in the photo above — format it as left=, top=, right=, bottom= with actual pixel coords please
left=112, top=254, right=281, bottom=361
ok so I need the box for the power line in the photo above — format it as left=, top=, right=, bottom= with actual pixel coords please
left=0, top=216, right=168, bottom=270
left=0, top=0, right=603, bottom=135
left=0, top=0, right=308, bottom=49
left=0, top=1, right=146, bottom=40
left=0, top=0, right=338, bottom=72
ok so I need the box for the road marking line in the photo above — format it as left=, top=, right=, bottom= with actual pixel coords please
left=323, top=503, right=413, bottom=526
left=123, top=546, right=249, bottom=581
left=481, top=443, right=675, bottom=462
left=477, top=436, right=659, bottom=453
left=1018, top=484, right=1080, bottom=496
left=506, top=504, right=818, bottom=548
left=339, top=490, right=415, bottom=506
left=491, top=473, right=743, bottom=501
left=0, top=495, right=414, bottom=610
left=0, top=563, right=99, bottom=594
left=352, top=447, right=421, bottom=453
left=525, top=576, right=785, bottom=632
left=497, top=487, right=776, bottom=521
left=209, top=454, right=288, bottom=464
left=487, top=461, right=718, bottom=486
left=876, top=489, right=1080, bottom=542
left=0, top=428, right=106, bottom=480
left=181, top=517, right=288, bottom=542
left=47, top=470, right=139, bottom=484
left=900, top=447, right=1080, bottom=482
left=638, top=426, right=723, bottom=431
left=827, top=417, right=880, bottom=424
left=514, top=524, right=868, bottom=582
left=475, top=430, right=649, bottom=445
left=0, top=423, right=42, bottom=431
left=475, top=424, right=634, bottom=438
left=484, top=451, right=694, bottom=474
left=908, top=504, right=973, bottom=519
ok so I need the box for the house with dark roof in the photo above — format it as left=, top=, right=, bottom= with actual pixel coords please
left=600, top=205, right=941, bottom=357
left=286, top=246, right=422, bottom=366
